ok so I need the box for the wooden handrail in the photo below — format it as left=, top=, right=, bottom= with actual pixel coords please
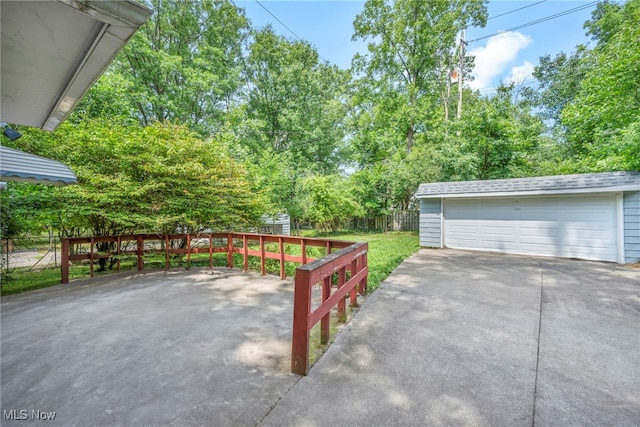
left=61, top=232, right=357, bottom=283
left=291, top=242, right=368, bottom=375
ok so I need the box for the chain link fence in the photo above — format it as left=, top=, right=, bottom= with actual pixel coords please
left=1, top=235, right=61, bottom=272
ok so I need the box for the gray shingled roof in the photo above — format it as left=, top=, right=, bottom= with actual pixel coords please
left=415, top=171, right=640, bottom=198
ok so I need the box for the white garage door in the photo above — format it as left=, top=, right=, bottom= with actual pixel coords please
left=444, top=195, right=618, bottom=262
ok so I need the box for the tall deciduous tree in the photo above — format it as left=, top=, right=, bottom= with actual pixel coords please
left=300, top=175, right=363, bottom=232
left=352, top=0, right=488, bottom=154
left=445, top=85, right=544, bottom=180
left=242, top=27, right=349, bottom=172
left=107, top=0, right=249, bottom=136
left=241, top=27, right=352, bottom=223
left=561, top=0, right=640, bottom=170
left=525, top=48, right=590, bottom=129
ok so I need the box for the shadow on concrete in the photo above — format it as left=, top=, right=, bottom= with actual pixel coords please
left=1, top=268, right=298, bottom=426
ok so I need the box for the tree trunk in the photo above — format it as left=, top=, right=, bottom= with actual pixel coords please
left=406, top=125, right=414, bottom=154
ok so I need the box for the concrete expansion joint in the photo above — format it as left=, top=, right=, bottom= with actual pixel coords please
left=531, top=261, right=544, bottom=427
left=255, top=375, right=304, bottom=426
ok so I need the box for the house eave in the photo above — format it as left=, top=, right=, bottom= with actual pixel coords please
left=1, top=0, right=152, bottom=131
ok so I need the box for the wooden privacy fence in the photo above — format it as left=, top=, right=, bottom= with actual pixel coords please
left=61, top=232, right=368, bottom=375
left=349, top=210, right=419, bottom=232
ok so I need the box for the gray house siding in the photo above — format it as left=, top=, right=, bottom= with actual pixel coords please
left=420, top=199, right=442, bottom=248
left=624, top=192, right=640, bottom=263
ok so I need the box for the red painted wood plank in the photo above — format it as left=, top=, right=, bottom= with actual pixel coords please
left=307, top=268, right=368, bottom=328
left=291, top=268, right=312, bottom=375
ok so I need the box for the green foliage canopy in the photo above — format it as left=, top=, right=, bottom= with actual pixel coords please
left=5, top=121, right=262, bottom=237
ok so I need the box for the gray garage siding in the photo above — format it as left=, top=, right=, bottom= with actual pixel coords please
left=420, top=198, right=442, bottom=248
left=624, top=192, right=640, bottom=263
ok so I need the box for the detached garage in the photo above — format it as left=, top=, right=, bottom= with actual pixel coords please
left=416, top=171, right=640, bottom=264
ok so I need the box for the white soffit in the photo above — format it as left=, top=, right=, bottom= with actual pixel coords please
left=1, top=0, right=152, bottom=131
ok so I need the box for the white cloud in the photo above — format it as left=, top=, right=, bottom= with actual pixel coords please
left=468, top=32, right=532, bottom=90
left=508, top=61, right=535, bottom=85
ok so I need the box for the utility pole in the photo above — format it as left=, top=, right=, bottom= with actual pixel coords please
left=443, top=54, right=450, bottom=124
left=457, top=30, right=466, bottom=120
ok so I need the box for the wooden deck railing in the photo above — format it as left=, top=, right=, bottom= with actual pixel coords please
left=291, top=241, right=368, bottom=375
left=61, top=232, right=368, bottom=375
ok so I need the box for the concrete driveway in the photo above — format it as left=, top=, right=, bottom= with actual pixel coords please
left=2, top=250, right=639, bottom=426
left=261, top=250, right=640, bottom=426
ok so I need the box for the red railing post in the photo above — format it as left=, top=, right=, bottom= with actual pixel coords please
left=242, top=234, right=248, bottom=271
left=209, top=234, right=213, bottom=270
left=301, top=239, right=307, bottom=264
left=292, top=268, right=312, bottom=376
left=136, top=235, right=144, bottom=272
left=359, top=249, right=368, bottom=295
left=186, top=234, right=191, bottom=268
left=350, top=259, right=358, bottom=306
left=321, top=276, right=331, bottom=344
left=337, top=267, right=346, bottom=321
left=90, top=237, right=95, bottom=277
left=61, top=238, right=69, bottom=284
left=116, top=236, right=122, bottom=273
left=279, top=237, right=285, bottom=279
left=259, top=235, right=265, bottom=275
left=227, top=233, right=233, bottom=269
left=165, top=235, right=170, bottom=271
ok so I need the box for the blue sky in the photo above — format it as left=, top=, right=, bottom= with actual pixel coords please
left=236, top=0, right=600, bottom=94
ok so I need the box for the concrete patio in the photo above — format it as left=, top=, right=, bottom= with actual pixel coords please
left=2, top=250, right=639, bottom=426
left=1, top=269, right=299, bottom=426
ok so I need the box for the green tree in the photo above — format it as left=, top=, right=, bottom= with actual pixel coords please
left=0, top=184, right=57, bottom=241
left=301, top=175, right=363, bottom=232
left=561, top=0, right=640, bottom=171
left=8, top=121, right=263, bottom=240
left=445, top=85, right=544, bottom=180
left=352, top=0, right=488, bottom=154
left=242, top=27, right=350, bottom=172
left=249, top=148, right=305, bottom=228
left=240, top=27, right=352, bottom=224
left=102, top=0, right=249, bottom=136
left=525, top=48, right=590, bottom=128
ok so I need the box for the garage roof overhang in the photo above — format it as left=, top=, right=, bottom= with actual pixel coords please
left=1, top=0, right=152, bottom=131
left=415, top=171, right=640, bottom=199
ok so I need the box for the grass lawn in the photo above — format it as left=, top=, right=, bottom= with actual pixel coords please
left=1, top=266, right=92, bottom=296
left=304, top=230, right=420, bottom=294
left=301, top=230, right=420, bottom=364
left=1, top=231, right=420, bottom=296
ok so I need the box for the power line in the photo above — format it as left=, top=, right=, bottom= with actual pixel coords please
left=253, top=0, right=332, bottom=64
left=469, top=1, right=598, bottom=43
left=488, top=0, right=547, bottom=21
left=254, top=0, right=304, bottom=42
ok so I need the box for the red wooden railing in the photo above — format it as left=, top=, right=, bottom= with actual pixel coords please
left=291, top=241, right=368, bottom=375
left=61, top=232, right=356, bottom=283
left=61, top=232, right=368, bottom=375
